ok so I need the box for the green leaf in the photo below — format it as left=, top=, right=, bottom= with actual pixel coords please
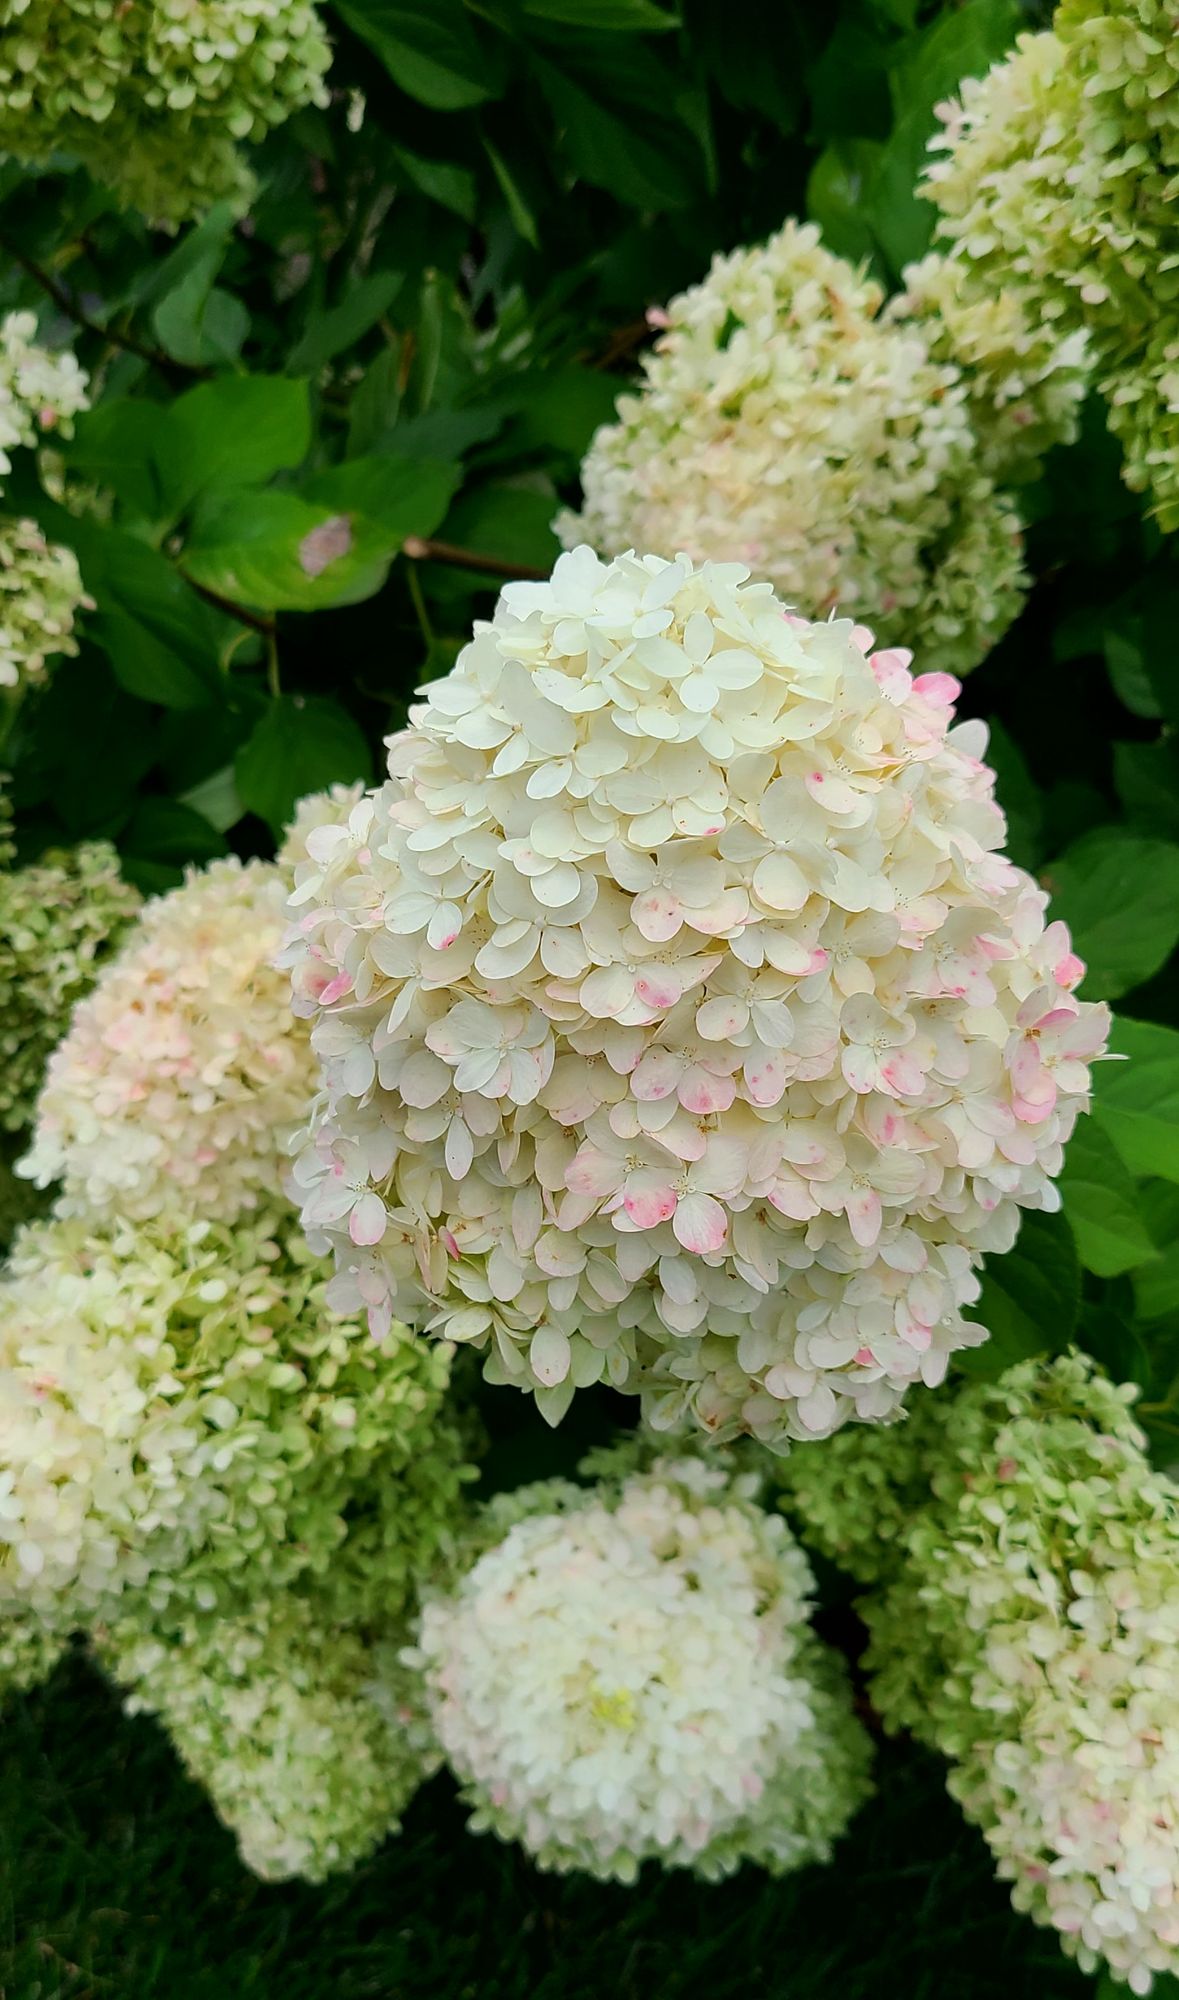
left=155, top=377, right=312, bottom=517
left=1093, top=1017, right=1179, bottom=1183
left=521, top=0, right=678, bottom=27
left=505, top=367, right=620, bottom=459
left=301, top=455, right=461, bottom=542
left=1058, top=1119, right=1159, bottom=1277
left=286, top=271, right=403, bottom=374
left=66, top=521, right=227, bottom=710
left=806, top=142, right=885, bottom=265
left=430, top=481, right=558, bottom=594
left=1106, top=626, right=1162, bottom=719
left=985, top=716, right=1043, bottom=873
left=178, top=763, right=245, bottom=834
left=1113, top=739, right=1179, bottom=844
left=182, top=490, right=392, bottom=613
left=532, top=41, right=704, bottom=209
left=334, top=0, right=507, bottom=109
left=960, top=1210, right=1080, bottom=1375
left=868, top=0, right=1020, bottom=275
left=393, top=147, right=476, bottom=220
left=1132, top=1182, right=1179, bottom=1321
left=148, top=203, right=248, bottom=368
left=1042, top=828, right=1179, bottom=999
left=236, top=695, right=373, bottom=837
left=65, top=400, right=163, bottom=520
left=120, top=797, right=229, bottom=894
left=482, top=134, right=540, bottom=249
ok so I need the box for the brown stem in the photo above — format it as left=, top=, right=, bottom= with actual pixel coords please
left=179, top=572, right=277, bottom=637
left=402, top=535, right=547, bottom=582
left=0, top=237, right=206, bottom=385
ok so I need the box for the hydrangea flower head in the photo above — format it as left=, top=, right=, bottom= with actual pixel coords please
left=559, top=222, right=1027, bottom=675
left=0, top=1201, right=466, bottom=1635
left=0, top=821, right=140, bottom=1133
left=411, top=1456, right=872, bottom=1882
left=0, top=516, right=90, bottom=692
left=21, top=856, right=315, bottom=1221
left=99, top=1592, right=435, bottom=1882
left=783, top=1354, right=1179, bottom=1995
left=0, top=311, right=89, bottom=478
left=286, top=547, right=1108, bottom=1450
left=0, top=0, right=331, bottom=224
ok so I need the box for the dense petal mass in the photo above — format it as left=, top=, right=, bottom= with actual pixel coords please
left=21, top=857, right=316, bottom=1222
left=285, top=547, right=1109, bottom=1450
left=559, top=222, right=1027, bottom=676
left=411, top=1457, right=872, bottom=1882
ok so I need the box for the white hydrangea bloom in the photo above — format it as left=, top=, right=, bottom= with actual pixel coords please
left=0, top=516, right=90, bottom=691
left=559, top=223, right=1027, bottom=675
left=279, top=780, right=368, bottom=871
left=0, top=311, right=89, bottom=480
left=284, top=547, right=1108, bottom=1450
left=99, top=1594, right=435, bottom=1882
left=412, top=1457, right=872, bottom=1882
left=20, top=856, right=315, bottom=1222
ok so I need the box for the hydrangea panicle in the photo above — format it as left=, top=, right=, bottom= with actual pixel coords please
left=411, top=1457, right=872, bottom=1881
left=20, top=856, right=316, bottom=1221
left=285, top=547, right=1109, bottom=1450
left=560, top=222, right=1028, bottom=675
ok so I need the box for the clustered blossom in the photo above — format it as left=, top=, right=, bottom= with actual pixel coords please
left=21, top=857, right=316, bottom=1221
left=411, top=1457, right=872, bottom=1882
left=0, top=816, right=139, bottom=1133
left=917, top=4, right=1179, bottom=524
left=0, top=516, right=89, bottom=693
left=783, top=1355, right=1179, bottom=1995
left=286, top=547, right=1108, bottom=1451
left=0, top=1201, right=467, bottom=1643
left=0, top=310, right=89, bottom=477
left=559, top=223, right=1028, bottom=675
left=98, top=1592, right=435, bottom=1882
left=0, top=0, right=332, bottom=224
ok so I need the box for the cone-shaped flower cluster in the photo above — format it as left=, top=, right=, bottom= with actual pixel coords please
left=98, top=1591, right=437, bottom=1883
left=777, top=1355, right=1179, bottom=1995
left=286, top=547, right=1108, bottom=1449
left=0, top=516, right=89, bottom=693
left=0, top=1202, right=466, bottom=1642
left=0, top=0, right=332, bottom=224
left=0, top=815, right=139, bottom=1134
left=21, top=857, right=317, bottom=1221
left=560, top=223, right=1028, bottom=675
left=915, top=2, right=1179, bottom=524
left=411, top=1455, right=872, bottom=1882
left=0, top=311, right=89, bottom=477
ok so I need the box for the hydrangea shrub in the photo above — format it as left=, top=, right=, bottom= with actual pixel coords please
left=411, top=1456, right=872, bottom=1882
left=286, top=547, right=1108, bottom=1449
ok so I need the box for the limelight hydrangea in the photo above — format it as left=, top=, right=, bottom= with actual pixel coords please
left=917, top=7, right=1179, bottom=523
left=411, top=1457, right=872, bottom=1882
left=0, top=311, right=89, bottom=477
left=0, top=821, right=139, bottom=1132
left=20, top=856, right=316, bottom=1220
left=285, top=547, right=1108, bottom=1450
left=558, top=223, right=1028, bottom=675
left=786, top=1354, right=1179, bottom=1994
left=0, top=1604, right=65, bottom=1704
left=98, top=1593, right=435, bottom=1882
left=0, top=0, right=332, bottom=224
left=0, top=1201, right=466, bottom=1637
left=0, top=516, right=90, bottom=692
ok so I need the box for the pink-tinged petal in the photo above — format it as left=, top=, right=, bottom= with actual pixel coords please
left=631, top=1048, right=683, bottom=1101
left=580, top=964, right=635, bottom=1018
left=845, top=1186, right=881, bottom=1248
left=879, top=1051, right=925, bottom=1097
left=632, top=890, right=683, bottom=943
left=624, top=1175, right=678, bottom=1230
left=426, top=901, right=463, bottom=951
left=744, top=1051, right=787, bottom=1107
left=634, top=966, right=683, bottom=1012
left=349, top=1191, right=387, bottom=1246
left=804, top=769, right=861, bottom=815
left=840, top=1044, right=881, bottom=1094
left=679, top=1067, right=736, bottom=1116
left=912, top=671, right=960, bottom=707
left=318, top=972, right=354, bottom=1006
left=696, top=995, right=748, bottom=1041
left=672, top=1192, right=729, bottom=1254
left=566, top=1145, right=621, bottom=1199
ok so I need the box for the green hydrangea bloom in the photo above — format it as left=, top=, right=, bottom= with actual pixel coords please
left=0, top=0, right=332, bottom=225
left=96, top=1588, right=436, bottom=1882
left=0, top=818, right=140, bottom=1132
left=0, top=1202, right=472, bottom=1642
